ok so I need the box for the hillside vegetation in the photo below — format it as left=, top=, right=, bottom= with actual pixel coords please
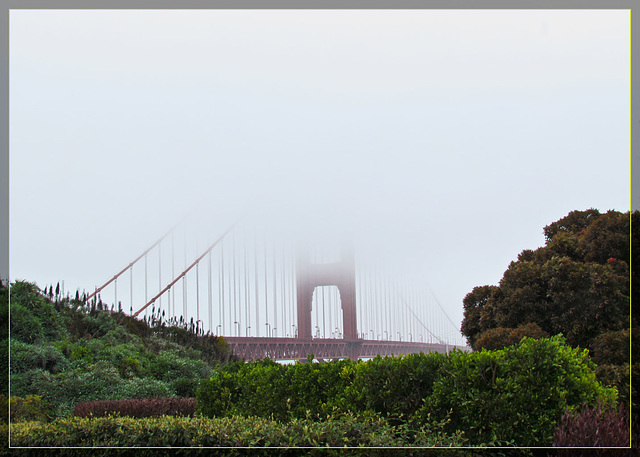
left=3, top=280, right=237, bottom=418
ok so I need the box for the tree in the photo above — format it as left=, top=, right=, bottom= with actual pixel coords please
left=461, top=209, right=630, bottom=351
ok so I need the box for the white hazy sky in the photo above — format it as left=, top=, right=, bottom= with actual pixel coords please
left=9, top=9, right=630, bottom=340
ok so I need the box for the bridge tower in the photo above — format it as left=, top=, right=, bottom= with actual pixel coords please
left=296, top=243, right=357, bottom=341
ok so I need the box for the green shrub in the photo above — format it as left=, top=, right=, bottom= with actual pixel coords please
left=343, top=352, right=444, bottom=420
left=32, top=364, right=125, bottom=417
left=9, top=281, right=64, bottom=343
left=120, top=377, right=173, bottom=400
left=9, top=395, right=54, bottom=422
left=197, top=336, right=613, bottom=447
left=0, top=339, right=8, bottom=397
left=9, top=303, right=45, bottom=344
left=595, top=363, right=631, bottom=408
left=10, top=340, right=69, bottom=374
left=97, top=342, right=148, bottom=377
left=0, top=394, right=7, bottom=423
left=148, top=349, right=213, bottom=383
left=8, top=413, right=468, bottom=452
left=418, top=335, right=616, bottom=446
left=171, top=377, right=200, bottom=398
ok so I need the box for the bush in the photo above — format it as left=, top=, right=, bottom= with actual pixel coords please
left=8, top=395, right=54, bottom=422
left=120, top=377, right=173, bottom=400
left=29, top=364, right=125, bottom=418
left=8, top=413, right=468, bottom=452
left=553, top=402, right=634, bottom=456
left=73, top=397, right=196, bottom=418
left=10, top=340, right=69, bottom=374
left=416, top=335, right=616, bottom=446
left=197, top=336, right=613, bottom=447
left=343, top=352, right=444, bottom=420
left=0, top=394, right=7, bottom=423
left=171, top=377, right=200, bottom=398
left=148, top=349, right=213, bottom=383
left=595, top=363, right=631, bottom=408
left=9, top=281, right=64, bottom=343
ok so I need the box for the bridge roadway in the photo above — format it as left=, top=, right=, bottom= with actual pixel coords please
left=223, top=337, right=468, bottom=361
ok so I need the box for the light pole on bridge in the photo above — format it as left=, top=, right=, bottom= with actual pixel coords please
left=216, top=324, right=222, bottom=336
left=265, top=323, right=271, bottom=338
left=234, top=321, right=240, bottom=337
left=272, top=327, right=277, bottom=337
left=384, top=330, right=388, bottom=341
left=292, top=324, right=297, bottom=338
left=246, top=326, right=251, bottom=337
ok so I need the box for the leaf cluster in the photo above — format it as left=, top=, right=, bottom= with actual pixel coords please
left=7, top=280, right=237, bottom=417
left=7, top=413, right=469, bottom=454
left=461, top=209, right=630, bottom=351
left=197, top=336, right=615, bottom=446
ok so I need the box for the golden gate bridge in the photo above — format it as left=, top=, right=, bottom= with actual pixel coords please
left=82, top=218, right=468, bottom=360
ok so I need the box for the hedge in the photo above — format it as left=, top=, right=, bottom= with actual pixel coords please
left=197, top=336, right=616, bottom=446
left=6, top=414, right=470, bottom=456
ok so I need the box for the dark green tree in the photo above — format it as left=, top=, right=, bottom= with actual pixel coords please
left=461, top=209, right=631, bottom=351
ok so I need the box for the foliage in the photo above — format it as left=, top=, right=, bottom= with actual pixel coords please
left=594, top=363, right=631, bottom=409
left=198, top=337, right=613, bottom=446
left=198, top=354, right=444, bottom=423
left=73, top=397, right=197, bottom=418
left=6, top=395, right=54, bottom=423
left=461, top=209, right=630, bottom=351
left=10, top=340, right=69, bottom=374
left=418, top=336, right=616, bottom=446
left=7, top=413, right=469, bottom=454
left=9, top=281, right=65, bottom=343
left=474, top=323, right=548, bottom=351
left=7, top=280, right=238, bottom=418
left=0, top=394, right=7, bottom=423
left=553, top=402, right=635, bottom=456
left=343, top=352, right=444, bottom=421
left=589, top=328, right=632, bottom=366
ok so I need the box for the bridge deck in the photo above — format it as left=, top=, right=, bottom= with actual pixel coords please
left=223, top=337, right=468, bottom=361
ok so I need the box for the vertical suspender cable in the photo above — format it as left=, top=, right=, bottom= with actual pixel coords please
left=196, top=262, right=200, bottom=326
left=171, top=232, right=175, bottom=320
left=184, top=228, right=187, bottom=325
left=220, top=240, right=225, bottom=335
left=281, top=242, right=286, bottom=336
left=254, top=233, right=259, bottom=338
left=322, top=284, right=326, bottom=337
left=158, top=243, right=162, bottom=313
left=232, top=231, right=237, bottom=333
left=264, top=237, right=268, bottom=337
left=144, top=254, right=148, bottom=306
left=244, top=232, right=249, bottom=336
left=290, top=248, right=296, bottom=337
left=208, top=251, right=212, bottom=335
left=272, top=240, right=277, bottom=336
left=130, top=266, right=133, bottom=315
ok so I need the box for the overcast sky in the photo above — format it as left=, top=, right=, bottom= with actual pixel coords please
left=9, top=9, right=630, bottom=339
